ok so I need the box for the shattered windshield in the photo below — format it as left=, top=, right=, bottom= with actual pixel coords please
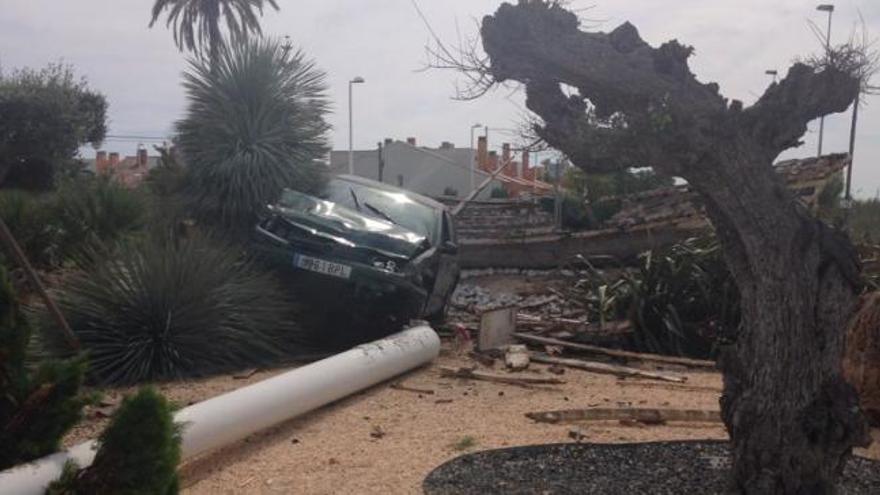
left=320, top=179, right=439, bottom=244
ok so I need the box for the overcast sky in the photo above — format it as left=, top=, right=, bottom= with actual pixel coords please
left=2, top=0, right=878, bottom=197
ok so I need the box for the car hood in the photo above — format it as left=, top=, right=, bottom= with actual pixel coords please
left=269, top=189, right=429, bottom=260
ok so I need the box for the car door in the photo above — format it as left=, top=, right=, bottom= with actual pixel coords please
left=424, top=210, right=461, bottom=318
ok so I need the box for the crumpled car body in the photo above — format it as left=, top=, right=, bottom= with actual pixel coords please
left=252, top=175, right=460, bottom=340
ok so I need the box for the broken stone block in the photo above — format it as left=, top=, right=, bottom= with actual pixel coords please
left=505, top=344, right=530, bottom=371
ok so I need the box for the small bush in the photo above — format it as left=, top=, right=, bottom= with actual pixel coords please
left=51, top=176, right=144, bottom=259
left=46, top=235, right=297, bottom=384
left=46, top=388, right=181, bottom=495
left=0, top=265, right=89, bottom=470
left=0, top=190, right=59, bottom=267
left=849, top=198, right=880, bottom=244
left=0, top=176, right=144, bottom=271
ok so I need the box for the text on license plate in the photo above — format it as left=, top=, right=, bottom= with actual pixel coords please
left=293, top=254, right=352, bottom=279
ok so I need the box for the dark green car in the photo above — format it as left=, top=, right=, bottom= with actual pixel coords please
left=253, top=175, right=460, bottom=342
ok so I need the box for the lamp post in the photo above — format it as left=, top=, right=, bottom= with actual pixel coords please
left=765, top=69, right=778, bottom=83
left=816, top=4, right=834, bottom=158
left=348, top=76, right=365, bottom=175
left=469, top=123, right=482, bottom=192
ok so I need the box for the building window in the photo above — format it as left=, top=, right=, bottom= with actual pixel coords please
left=397, top=174, right=404, bottom=187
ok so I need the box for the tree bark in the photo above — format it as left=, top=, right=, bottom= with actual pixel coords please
left=692, top=144, right=870, bottom=493
left=475, top=3, right=870, bottom=492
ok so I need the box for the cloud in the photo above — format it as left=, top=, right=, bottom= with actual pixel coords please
left=1, top=0, right=877, bottom=197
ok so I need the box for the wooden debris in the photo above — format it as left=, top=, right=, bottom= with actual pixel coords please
left=434, top=399, right=454, bottom=404
left=439, top=366, right=565, bottom=388
left=525, top=407, right=722, bottom=425
left=617, top=380, right=721, bottom=393
left=390, top=382, right=435, bottom=395
left=515, top=333, right=716, bottom=369
left=233, top=368, right=259, bottom=380
left=468, top=351, right=496, bottom=367
left=547, top=364, right=566, bottom=375
left=530, top=354, right=687, bottom=383
left=504, top=344, right=530, bottom=371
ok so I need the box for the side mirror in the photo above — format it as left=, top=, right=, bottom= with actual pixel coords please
left=440, top=240, right=458, bottom=255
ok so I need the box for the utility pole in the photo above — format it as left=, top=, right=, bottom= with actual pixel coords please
left=845, top=94, right=859, bottom=202
left=469, top=123, right=482, bottom=193
left=377, top=141, right=385, bottom=183
left=816, top=4, right=834, bottom=158
left=348, top=76, right=365, bottom=174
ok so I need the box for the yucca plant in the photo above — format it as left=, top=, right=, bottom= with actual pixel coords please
left=45, top=235, right=296, bottom=384
left=176, top=36, right=330, bottom=237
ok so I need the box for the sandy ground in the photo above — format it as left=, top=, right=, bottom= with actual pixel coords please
left=62, top=340, right=879, bottom=495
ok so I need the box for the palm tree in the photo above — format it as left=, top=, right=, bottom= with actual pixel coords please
left=176, top=37, right=330, bottom=234
left=149, top=0, right=279, bottom=60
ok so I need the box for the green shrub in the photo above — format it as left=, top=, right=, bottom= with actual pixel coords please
left=0, top=265, right=89, bottom=470
left=46, top=235, right=297, bottom=384
left=46, top=388, right=181, bottom=495
left=0, top=190, right=59, bottom=267
left=51, top=176, right=144, bottom=260
left=849, top=198, right=880, bottom=244
left=579, top=237, right=740, bottom=358
left=0, top=177, right=144, bottom=270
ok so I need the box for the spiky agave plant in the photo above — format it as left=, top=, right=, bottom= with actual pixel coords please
left=176, top=36, right=330, bottom=236
left=48, top=235, right=296, bottom=384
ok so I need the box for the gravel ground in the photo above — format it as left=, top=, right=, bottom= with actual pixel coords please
left=424, top=441, right=880, bottom=495
left=64, top=342, right=880, bottom=494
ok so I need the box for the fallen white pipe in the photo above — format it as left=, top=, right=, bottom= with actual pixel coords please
left=0, top=325, right=440, bottom=495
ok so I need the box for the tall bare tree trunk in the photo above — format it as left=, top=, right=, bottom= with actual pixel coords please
left=473, top=3, right=871, bottom=492
left=691, top=148, right=869, bottom=493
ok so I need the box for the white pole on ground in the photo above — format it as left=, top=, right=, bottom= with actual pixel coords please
left=0, top=325, right=441, bottom=495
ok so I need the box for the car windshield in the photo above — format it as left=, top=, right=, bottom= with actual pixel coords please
left=321, top=179, right=439, bottom=244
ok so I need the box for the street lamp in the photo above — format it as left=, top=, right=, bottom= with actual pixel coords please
left=765, top=69, right=778, bottom=83
left=469, top=123, right=482, bottom=192
left=816, top=4, right=834, bottom=158
left=348, top=76, right=365, bottom=175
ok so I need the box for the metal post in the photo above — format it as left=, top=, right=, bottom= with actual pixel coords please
left=377, top=141, right=385, bottom=183
left=845, top=93, right=859, bottom=201
left=469, top=123, right=482, bottom=193
left=348, top=82, right=354, bottom=174
left=817, top=5, right=834, bottom=158
left=348, top=77, right=365, bottom=175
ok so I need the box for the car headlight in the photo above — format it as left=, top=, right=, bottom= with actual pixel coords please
left=372, top=258, right=400, bottom=273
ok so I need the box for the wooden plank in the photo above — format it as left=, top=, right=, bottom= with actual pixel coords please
left=530, top=354, right=686, bottom=383
left=439, top=366, right=565, bottom=388
left=525, top=407, right=722, bottom=424
left=515, top=333, right=715, bottom=369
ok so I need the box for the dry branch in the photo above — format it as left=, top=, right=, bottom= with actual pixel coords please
left=439, top=366, right=565, bottom=388
left=530, top=354, right=686, bottom=383
left=515, top=333, right=716, bottom=369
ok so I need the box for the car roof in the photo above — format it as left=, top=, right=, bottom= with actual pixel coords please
left=333, top=174, right=448, bottom=212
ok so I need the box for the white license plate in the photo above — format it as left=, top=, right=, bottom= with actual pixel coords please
left=293, top=254, right=351, bottom=279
